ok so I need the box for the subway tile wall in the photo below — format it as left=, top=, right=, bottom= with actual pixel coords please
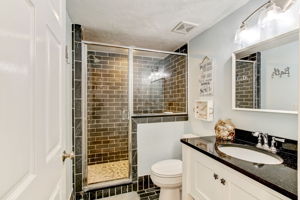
left=133, top=56, right=165, bottom=114
left=236, top=53, right=261, bottom=109
left=86, top=50, right=187, bottom=165
left=72, top=24, right=188, bottom=199
left=235, top=61, right=255, bottom=108
left=163, top=54, right=187, bottom=113
left=81, top=115, right=188, bottom=200
left=87, top=51, right=129, bottom=165
left=72, top=24, right=84, bottom=200
left=133, top=53, right=187, bottom=114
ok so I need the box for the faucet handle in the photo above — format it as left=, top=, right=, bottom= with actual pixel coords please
left=262, top=132, right=269, bottom=137
left=274, top=137, right=285, bottom=143
left=252, top=131, right=261, bottom=137
left=270, top=137, right=285, bottom=153
left=252, top=132, right=262, bottom=148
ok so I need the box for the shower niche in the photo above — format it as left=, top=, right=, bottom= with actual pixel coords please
left=81, top=43, right=187, bottom=190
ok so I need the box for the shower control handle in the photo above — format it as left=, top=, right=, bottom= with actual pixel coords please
left=122, top=109, right=128, bottom=120
left=62, top=150, right=75, bottom=162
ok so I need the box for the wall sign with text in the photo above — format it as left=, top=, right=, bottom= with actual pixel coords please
left=199, top=56, right=213, bottom=96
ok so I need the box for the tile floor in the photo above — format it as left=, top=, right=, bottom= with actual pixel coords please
left=138, top=187, right=160, bottom=200
left=99, top=192, right=140, bottom=200
left=88, top=160, right=129, bottom=184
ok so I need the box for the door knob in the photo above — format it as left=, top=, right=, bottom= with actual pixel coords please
left=62, top=151, right=75, bottom=162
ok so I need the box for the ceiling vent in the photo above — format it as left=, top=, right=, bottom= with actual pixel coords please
left=172, top=21, right=198, bottom=34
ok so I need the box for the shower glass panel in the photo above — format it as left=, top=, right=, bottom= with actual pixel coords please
left=133, top=50, right=187, bottom=115
left=82, top=43, right=187, bottom=190
left=83, top=44, right=130, bottom=188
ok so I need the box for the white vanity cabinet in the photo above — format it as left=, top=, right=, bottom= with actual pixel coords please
left=182, top=145, right=291, bottom=200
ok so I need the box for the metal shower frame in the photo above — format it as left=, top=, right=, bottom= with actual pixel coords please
left=81, top=40, right=188, bottom=191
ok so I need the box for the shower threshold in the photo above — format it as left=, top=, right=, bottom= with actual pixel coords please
left=88, top=160, right=129, bottom=185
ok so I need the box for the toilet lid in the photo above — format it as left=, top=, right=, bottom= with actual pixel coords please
left=151, top=159, right=182, bottom=177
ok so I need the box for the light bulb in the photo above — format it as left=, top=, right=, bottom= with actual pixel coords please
left=258, top=3, right=282, bottom=27
left=234, top=24, right=260, bottom=47
left=234, top=24, right=246, bottom=45
left=259, top=0, right=299, bottom=40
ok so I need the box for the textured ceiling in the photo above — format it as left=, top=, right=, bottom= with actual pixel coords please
left=67, top=0, right=249, bottom=51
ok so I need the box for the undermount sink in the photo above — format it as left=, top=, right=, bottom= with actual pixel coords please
left=217, top=144, right=283, bottom=165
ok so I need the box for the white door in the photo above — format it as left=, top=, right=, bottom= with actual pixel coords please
left=0, top=0, right=69, bottom=199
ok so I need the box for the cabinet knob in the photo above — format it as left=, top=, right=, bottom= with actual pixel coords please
left=213, top=173, right=219, bottom=180
left=220, top=178, right=226, bottom=185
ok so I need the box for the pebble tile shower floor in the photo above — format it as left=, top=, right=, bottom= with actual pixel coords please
left=88, top=160, right=129, bottom=184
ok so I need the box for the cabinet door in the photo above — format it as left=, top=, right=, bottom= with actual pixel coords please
left=230, top=183, right=265, bottom=200
left=184, top=148, right=289, bottom=200
left=230, top=182, right=282, bottom=200
left=191, top=155, right=229, bottom=200
left=228, top=175, right=284, bottom=200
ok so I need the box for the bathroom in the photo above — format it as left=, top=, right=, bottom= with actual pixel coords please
left=0, top=0, right=299, bottom=200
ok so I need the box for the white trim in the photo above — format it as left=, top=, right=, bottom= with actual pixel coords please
left=233, top=108, right=298, bottom=115
left=232, top=53, right=236, bottom=111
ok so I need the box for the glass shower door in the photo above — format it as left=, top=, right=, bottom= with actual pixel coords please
left=83, top=45, right=131, bottom=188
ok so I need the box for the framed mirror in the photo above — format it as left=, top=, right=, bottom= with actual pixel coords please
left=232, top=29, right=299, bottom=114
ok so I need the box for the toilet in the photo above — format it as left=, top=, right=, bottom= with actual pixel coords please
left=150, top=159, right=182, bottom=200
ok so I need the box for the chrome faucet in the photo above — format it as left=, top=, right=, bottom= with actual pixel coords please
left=253, top=132, right=285, bottom=153
left=270, top=137, right=285, bottom=153
left=262, top=133, right=269, bottom=150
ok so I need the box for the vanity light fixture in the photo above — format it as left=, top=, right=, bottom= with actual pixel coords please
left=258, top=2, right=282, bottom=27
left=234, top=0, right=296, bottom=45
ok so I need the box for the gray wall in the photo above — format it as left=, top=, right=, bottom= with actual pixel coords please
left=187, top=0, right=297, bottom=140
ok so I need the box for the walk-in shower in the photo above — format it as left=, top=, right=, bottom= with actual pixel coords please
left=81, top=42, right=187, bottom=190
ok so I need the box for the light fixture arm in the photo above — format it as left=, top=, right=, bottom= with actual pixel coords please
left=240, top=1, right=272, bottom=27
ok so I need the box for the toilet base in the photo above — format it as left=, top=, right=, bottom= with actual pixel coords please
left=159, top=187, right=180, bottom=200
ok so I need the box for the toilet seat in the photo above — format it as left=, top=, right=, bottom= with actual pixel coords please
left=151, top=159, right=182, bottom=178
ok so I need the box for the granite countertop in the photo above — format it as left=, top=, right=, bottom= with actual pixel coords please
left=180, top=130, right=297, bottom=200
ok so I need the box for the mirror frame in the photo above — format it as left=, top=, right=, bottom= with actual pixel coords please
left=232, top=29, right=299, bottom=115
